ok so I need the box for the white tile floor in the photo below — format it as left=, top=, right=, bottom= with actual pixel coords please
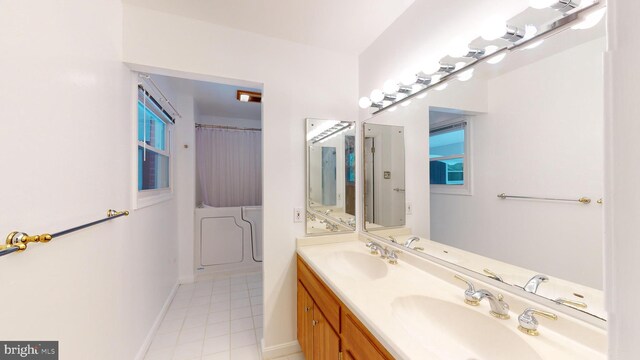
left=144, top=271, right=304, bottom=360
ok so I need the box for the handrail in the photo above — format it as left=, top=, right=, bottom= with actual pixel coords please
left=497, top=193, right=591, bottom=204
left=0, top=209, right=129, bottom=257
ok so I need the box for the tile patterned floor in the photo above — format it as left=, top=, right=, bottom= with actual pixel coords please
left=144, top=271, right=304, bottom=360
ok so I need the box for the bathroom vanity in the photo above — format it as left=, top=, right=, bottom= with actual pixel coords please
left=296, top=235, right=606, bottom=360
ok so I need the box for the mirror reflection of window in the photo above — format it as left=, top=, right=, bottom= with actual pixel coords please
left=429, top=123, right=466, bottom=185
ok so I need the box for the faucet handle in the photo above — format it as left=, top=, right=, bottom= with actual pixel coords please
left=483, top=268, right=504, bottom=282
left=554, top=298, right=588, bottom=309
left=387, top=249, right=399, bottom=265
left=365, top=241, right=378, bottom=255
left=454, top=275, right=479, bottom=306
left=518, top=308, right=558, bottom=336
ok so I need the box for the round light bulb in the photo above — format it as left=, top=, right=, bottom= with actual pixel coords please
left=358, top=97, right=372, bottom=109
left=529, top=0, right=557, bottom=9
left=485, top=45, right=499, bottom=55
left=457, top=69, right=474, bottom=82
left=383, top=80, right=400, bottom=94
left=487, top=53, right=507, bottom=64
left=396, top=93, right=407, bottom=101
left=370, top=89, right=384, bottom=103
left=430, top=74, right=442, bottom=84
left=455, top=61, right=466, bottom=71
left=400, top=71, right=417, bottom=86
left=571, top=7, right=606, bottom=30
left=411, top=84, right=423, bottom=93
left=481, top=20, right=507, bottom=41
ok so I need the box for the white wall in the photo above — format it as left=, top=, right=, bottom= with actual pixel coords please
left=122, top=4, right=359, bottom=352
left=0, top=1, right=178, bottom=359
left=605, top=1, right=640, bottom=358
left=430, top=38, right=605, bottom=289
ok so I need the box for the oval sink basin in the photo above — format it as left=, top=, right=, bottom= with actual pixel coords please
left=391, top=295, right=542, bottom=360
left=323, top=251, right=388, bottom=281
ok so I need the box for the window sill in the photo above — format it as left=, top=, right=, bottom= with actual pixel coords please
left=430, top=185, right=472, bottom=196
left=135, top=189, right=173, bottom=209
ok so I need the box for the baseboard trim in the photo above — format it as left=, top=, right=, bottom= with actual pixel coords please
left=134, top=282, right=179, bottom=360
left=261, top=340, right=302, bottom=359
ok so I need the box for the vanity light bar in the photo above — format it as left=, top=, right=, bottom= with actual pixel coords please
left=360, top=1, right=603, bottom=115
left=311, top=122, right=352, bottom=144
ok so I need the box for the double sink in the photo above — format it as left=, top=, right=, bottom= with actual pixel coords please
left=297, top=239, right=605, bottom=360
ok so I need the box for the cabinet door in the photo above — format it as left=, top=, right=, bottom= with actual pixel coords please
left=312, top=308, right=340, bottom=360
left=297, top=281, right=314, bottom=359
left=342, top=313, right=388, bottom=360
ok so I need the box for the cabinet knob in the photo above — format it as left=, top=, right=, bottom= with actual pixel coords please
left=305, top=306, right=311, bottom=312
left=312, top=320, right=318, bottom=326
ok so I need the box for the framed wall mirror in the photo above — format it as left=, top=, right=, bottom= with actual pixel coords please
left=362, top=14, right=606, bottom=322
left=306, top=118, right=356, bottom=235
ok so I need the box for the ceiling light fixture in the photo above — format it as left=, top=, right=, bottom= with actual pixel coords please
left=236, top=90, right=262, bottom=103
left=358, top=2, right=604, bottom=113
left=530, top=0, right=582, bottom=13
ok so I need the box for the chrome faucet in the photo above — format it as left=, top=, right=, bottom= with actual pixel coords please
left=454, top=275, right=481, bottom=306
left=404, top=236, right=420, bottom=248
left=473, top=289, right=510, bottom=319
left=324, top=209, right=333, bottom=215
left=517, top=308, right=557, bottom=336
left=523, top=274, right=549, bottom=293
left=365, top=241, right=399, bottom=265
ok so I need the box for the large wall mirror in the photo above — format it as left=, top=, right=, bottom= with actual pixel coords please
left=363, top=123, right=405, bottom=229
left=362, top=18, right=606, bottom=321
left=306, top=118, right=356, bottom=235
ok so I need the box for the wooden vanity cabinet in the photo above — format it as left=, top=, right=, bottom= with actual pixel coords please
left=297, top=256, right=394, bottom=360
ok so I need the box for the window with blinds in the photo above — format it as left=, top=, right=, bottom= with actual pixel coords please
left=429, top=121, right=467, bottom=187
left=137, top=85, right=174, bottom=192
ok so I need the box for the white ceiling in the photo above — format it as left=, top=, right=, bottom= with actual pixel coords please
left=192, top=81, right=262, bottom=120
left=154, top=74, right=262, bottom=120
left=123, top=0, right=415, bottom=54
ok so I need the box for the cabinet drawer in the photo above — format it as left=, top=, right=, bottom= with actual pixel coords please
left=297, top=256, right=341, bottom=332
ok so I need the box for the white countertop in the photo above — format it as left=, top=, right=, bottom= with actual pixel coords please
left=297, top=238, right=606, bottom=360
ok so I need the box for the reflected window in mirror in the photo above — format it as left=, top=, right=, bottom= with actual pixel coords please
left=429, top=114, right=471, bottom=195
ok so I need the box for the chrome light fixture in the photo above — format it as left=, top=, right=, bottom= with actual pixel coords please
left=530, top=0, right=581, bottom=13
left=358, top=1, right=604, bottom=113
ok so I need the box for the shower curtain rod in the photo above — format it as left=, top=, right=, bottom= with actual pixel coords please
left=195, top=124, right=261, bottom=131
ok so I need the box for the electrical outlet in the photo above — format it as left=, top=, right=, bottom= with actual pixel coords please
left=406, top=202, right=413, bottom=215
left=294, top=208, right=304, bottom=223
